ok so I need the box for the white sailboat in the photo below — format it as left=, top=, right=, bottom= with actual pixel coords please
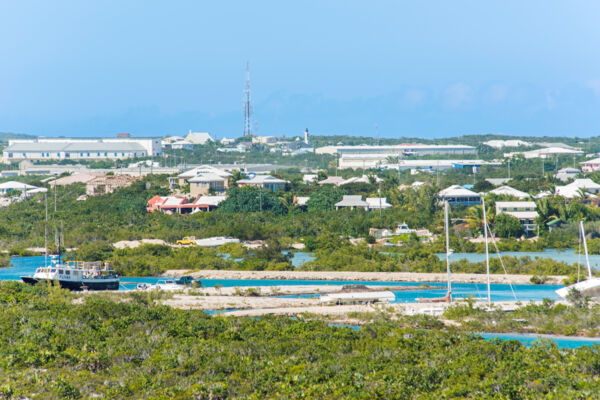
left=555, top=221, right=600, bottom=298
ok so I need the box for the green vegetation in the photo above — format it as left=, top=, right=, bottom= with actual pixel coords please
left=444, top=297, right=600, bottom=337
left=2, top=282, right=600, bottom=398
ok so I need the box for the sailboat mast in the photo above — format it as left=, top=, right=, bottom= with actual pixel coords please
left=44, top=193, right=48, bottom=268
left=445, top=201, right=451, bottom=298
left=482, top=198, right=491, bottom=307
left=580, top=221, right=592, bottom=280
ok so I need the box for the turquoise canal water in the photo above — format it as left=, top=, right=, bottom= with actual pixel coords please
left=8, top=256, right=597, bottom=348
left=477, top=332, right=600, bottom=349
left=289, top=249, right=597, bottom=270
left=330, top=324, right=600, bottom=349
left=436, top=248, right=600, bottom=270
left=5, top=256, right=562, bottom=302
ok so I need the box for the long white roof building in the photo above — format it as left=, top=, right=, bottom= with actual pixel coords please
left=3, top=137, right=162, bottom=162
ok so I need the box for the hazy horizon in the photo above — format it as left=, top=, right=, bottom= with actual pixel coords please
left=1, top=1, right=600, bottom=139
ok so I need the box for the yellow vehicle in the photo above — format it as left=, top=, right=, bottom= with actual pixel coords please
left=176, top=236, right=196, bottom=246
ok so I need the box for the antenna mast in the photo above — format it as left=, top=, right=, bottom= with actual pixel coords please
left=243, top=62, right=253, bottom=137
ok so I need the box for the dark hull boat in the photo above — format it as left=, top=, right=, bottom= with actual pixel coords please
left=21, top=259, right=119, bottom=291
left=21, top=276, right=119, bottom=291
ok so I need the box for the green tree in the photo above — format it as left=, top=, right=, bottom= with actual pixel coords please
left=305, top=186, right=344, bottom=212
left=218, top=186, right=286, bottom=214
left=494, top=213, right=523, bottom=238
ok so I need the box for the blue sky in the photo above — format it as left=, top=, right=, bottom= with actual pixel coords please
left=1, top=1, right=600, bottom=139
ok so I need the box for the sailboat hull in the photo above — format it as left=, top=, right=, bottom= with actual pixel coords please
left=555, top=278, right=600, bottom=298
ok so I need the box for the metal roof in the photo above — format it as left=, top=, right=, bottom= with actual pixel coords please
left=5, top=142, right=146, bottom=152
left=489, top=186, right=530, bottom=199
left=188, top=173, right=227, bottom=183
left=438, top=185, right=480, bottom=197
left=335, top=195, right=369, bottom=207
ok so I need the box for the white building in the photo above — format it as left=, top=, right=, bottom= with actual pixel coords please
left=170, top=140, right=194, bottom=150
left=3, top=137, right=161, bottom=162
left=438, top=185, right=481, bottom=207
left=555, top=167, right=580, bottom=182
left=302, top=174, right=318, bottom=184
left=365, top=197, right=392, bottom=209
left=483, top=140, right=531, bottom=149
left=237, top=175, right=287, bottom=192
left=185, top=131, right=214, bottom=145
left=335, top=195, right=369, bottom=210
left=0, top=181, right=46, bottom=196
left=489, top=186, right=530, bottom=199
left=315, top=144, right=477, bottom=169
left=555, top=179, right=600, bottom=199
left=504, top=146, right=583, bottom=159
left=252, top=136, right=277, bottom=144
left=581, top=158, right=600, bottom=173
left=176, top=166, right=232, bottom=186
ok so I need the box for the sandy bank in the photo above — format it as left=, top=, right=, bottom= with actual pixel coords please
left=162, top=269, right=566, bottom=285
left=162, top=294, right=321, bottom=310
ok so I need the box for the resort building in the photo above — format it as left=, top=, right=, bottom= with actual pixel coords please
left=438, top=185, right=481, bottom=207
left=495, top=201, right=538, bottom=234
left=3, top=137, right=161, bottom=162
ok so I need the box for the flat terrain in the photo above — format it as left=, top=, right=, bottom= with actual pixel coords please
left=163, top=269, right=566, bottom=285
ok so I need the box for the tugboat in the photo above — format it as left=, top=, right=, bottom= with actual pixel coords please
left=21, top=192, right=120, bottom=291
left=21, top=255, right=119, bottom=291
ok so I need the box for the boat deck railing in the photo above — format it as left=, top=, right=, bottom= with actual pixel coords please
left=63, top=261, right=113, bottom=271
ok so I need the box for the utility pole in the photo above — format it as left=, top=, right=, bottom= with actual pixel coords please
left=378, top=180, right=382, bottom=217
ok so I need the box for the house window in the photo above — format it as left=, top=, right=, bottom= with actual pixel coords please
left=22, top=153, right=26, bottom=157
left=122, top=152, right=125, bottom=156
left=114, top=152, right=118, bottom=156
left=97, top=152, right=101, bottom=156
left=80, top=153, right=83, bottom=157
left=8, top=153, right=12, bottom=158
left=104, top=152, right=107, bottom=156
left=87, top=153, right=90, bottom=157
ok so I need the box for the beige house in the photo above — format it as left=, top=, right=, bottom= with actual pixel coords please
left=188, top=173, right=227, bottom=196
left=86, top=175, right=138, bottom=196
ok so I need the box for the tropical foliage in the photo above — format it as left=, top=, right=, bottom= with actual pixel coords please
left=1, top=282, right=600, bottom=398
